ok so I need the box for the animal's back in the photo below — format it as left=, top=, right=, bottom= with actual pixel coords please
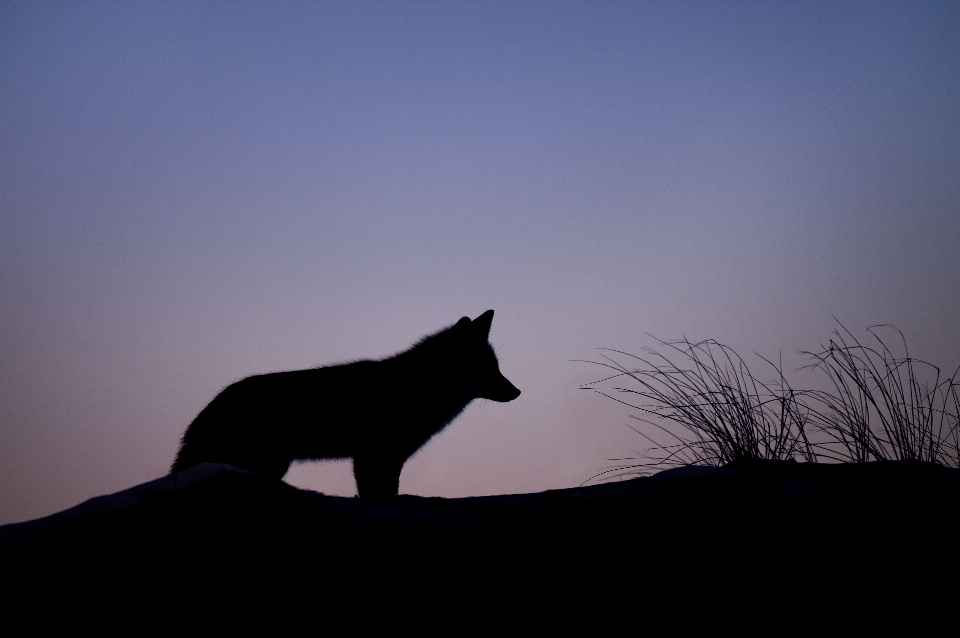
left=171, top=363, right=371, bottom=477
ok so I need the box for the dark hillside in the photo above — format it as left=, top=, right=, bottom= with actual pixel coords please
left=3, top=461, right=958, bottom=621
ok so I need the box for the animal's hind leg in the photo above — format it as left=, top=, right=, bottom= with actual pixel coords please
left=353, top=454, right=405, bottom=498
left=261, top=458, right=293, bottom=481
left=238, top=455, right=292, bottom=481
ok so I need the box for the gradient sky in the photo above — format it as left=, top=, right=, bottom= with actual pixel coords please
left=2, top=1, right=959, bottom=524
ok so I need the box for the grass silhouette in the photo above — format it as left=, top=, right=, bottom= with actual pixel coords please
left=803, top=323, right=960, bottom=466
left=582, top=321, right=960, bottom=480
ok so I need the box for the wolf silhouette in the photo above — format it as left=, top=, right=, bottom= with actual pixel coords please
left=171, top=310, right=520, bottom=497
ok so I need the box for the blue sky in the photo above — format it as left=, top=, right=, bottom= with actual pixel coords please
left=2, top=1, right=959, bottom=523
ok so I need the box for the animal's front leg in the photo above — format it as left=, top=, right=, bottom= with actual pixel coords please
left=353, top=453, right=405, bottom=498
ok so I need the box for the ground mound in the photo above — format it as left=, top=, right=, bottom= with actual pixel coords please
left=4, top=461, right=957, bottom=619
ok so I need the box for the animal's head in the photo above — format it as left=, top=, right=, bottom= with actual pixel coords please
left=452, top=310, right=521, bottom=403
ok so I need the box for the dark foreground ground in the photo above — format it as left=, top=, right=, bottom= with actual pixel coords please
left=3, top=460, right=958, bottom=625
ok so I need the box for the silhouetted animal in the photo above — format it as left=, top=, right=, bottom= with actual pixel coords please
left=171, top=310, right=520, bottom=497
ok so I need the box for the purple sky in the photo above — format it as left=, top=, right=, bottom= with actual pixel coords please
left=2, top=2, right=959, bottom=524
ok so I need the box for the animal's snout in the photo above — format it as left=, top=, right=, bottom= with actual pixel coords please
left=479, top=372, right=521, bottom=403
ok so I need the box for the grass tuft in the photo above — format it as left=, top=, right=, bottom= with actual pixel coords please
left=579, top=337, right=815, bottom=481
left=582, top=321, right=959, bottom=481
left=802, top=322, right=960, bottom=466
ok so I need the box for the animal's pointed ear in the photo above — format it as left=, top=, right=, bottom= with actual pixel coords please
left=455, top=316, right=472, bottom=329
left=473, top=310, right=494, bottom=339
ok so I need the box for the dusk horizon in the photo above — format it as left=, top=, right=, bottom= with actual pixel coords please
left=3, top=2, right=959, bottom=525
